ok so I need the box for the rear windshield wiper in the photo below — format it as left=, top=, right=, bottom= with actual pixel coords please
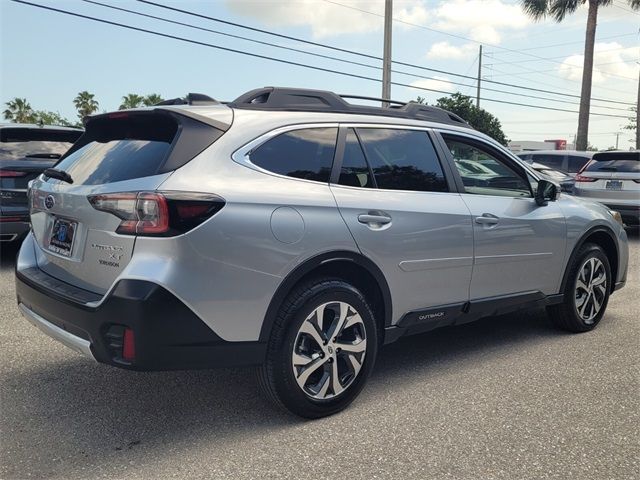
left=43, top=168, right=73, bottom=184
left=26, top=153, right=62, bottom=160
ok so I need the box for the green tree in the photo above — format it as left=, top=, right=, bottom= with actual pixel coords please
left=3, top=98, right=35, bottom=123
left=143, top=93, right=164, bottom=106
left=32, top=110, right=75, bottom=127
left=431, top=93, right=509, bottom=145
left=73, top=91, right=99, bottom=120
left=520, top=1, right=640, bottom=152
left=119, top=94, right=145, bottom=110
left=624, top=106, right=637, bottom=147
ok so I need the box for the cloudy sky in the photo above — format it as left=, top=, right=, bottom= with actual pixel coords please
left=1, top=0, right=638, bottom=149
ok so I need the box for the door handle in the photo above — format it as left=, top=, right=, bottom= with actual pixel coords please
left=358, top=213, right=392, bottom=225
left=475, top=213, right=499, bottom=225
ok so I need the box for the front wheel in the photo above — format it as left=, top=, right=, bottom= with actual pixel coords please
left=547, top=243, right=611, bottom=333
left=258, top=278, right=378, bottom=418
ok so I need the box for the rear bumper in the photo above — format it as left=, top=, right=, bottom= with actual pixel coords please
left=15, top=266, right=266, bottom=371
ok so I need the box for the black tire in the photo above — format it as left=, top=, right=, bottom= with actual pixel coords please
left=257, top=277, right=378, bottom=418
left=547, top=243, right=611, bottom=333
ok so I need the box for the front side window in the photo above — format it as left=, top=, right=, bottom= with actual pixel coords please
left=443, top=135, right=531, bottom=198
left=356, top=128, right=448, bottom=192
left=250, top=127, right=337, bottom=183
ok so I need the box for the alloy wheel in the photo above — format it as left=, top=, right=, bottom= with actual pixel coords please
left=291, top=301, right=367, bottom=400
left=574, top=257, right=607, bottom=324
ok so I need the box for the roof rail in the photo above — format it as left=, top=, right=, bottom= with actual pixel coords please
left=228, top=87, right=469, bottom=127
left=156, top=93, right=219, bottom=106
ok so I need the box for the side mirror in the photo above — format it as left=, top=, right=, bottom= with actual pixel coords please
left=535, top=179, right=560, bottom=206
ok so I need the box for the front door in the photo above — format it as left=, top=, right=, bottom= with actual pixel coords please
left=438, top=132, right=566, bottom=300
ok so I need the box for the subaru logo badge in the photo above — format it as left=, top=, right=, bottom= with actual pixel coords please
left=44, top=195, right=55, bottom=210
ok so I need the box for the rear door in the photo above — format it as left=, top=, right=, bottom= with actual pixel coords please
left=28, top=110, right=224, bottom=294
left=438, top=132, right=566, bottom=300
left=330, top=126, right=473, bottom=322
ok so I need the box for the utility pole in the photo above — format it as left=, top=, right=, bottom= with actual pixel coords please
left=615, top=132, right=620, bottom=150
left=636, top=66, right=639, bottom=150
left=381, top=0, right=392, bottom=107
left=476, top=45, right=483, bottom=108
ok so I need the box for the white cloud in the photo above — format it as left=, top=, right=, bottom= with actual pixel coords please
left=427, top=41, right=477, bottom=59
left=410, top=76, right=455, bottom=94
left=431, top=0, right=530, bottom=44
left=224, top=0, right=429, bottom=39
left=558, top=42, right=640, bottom=84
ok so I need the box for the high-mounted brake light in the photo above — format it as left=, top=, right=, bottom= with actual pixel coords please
left=0, top=170, right=27, bottom=177
left=88, top=191, right=225, bottom=236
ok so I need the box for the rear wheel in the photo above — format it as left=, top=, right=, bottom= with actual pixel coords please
left=258, top=278, right=378, bottom=418
left=548, top=243, right=611, bottom=332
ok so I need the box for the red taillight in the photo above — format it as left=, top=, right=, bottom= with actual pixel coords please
left=0, top=170, right=27, bottom=177
left=87, top=191, right=224, bottom=236
left=122, top=328, right=135, bottom=362
left=575, top=174, right=597, bottom=182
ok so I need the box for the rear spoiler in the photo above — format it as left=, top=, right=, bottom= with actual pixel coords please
left=592, top=151, right=639, bottom=162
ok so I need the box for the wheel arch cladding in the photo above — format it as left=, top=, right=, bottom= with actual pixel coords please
left=561, top=226, right=618, bottom=294
left=259, top=251, right=392, bottom=342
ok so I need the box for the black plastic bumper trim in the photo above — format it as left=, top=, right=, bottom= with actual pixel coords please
left=15, top=268, right=266, bottom=371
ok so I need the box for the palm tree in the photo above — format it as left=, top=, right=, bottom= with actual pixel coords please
left=73, top=91, right=99, bottom=121
left=143, top=93, right=164, bottom=106
left=119, top=94, right=145, bottom=110
left=3, top=98, right=35, bottom=123
left=521, top=0, right=640, bottom=151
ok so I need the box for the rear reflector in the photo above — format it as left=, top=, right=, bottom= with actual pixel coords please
left=122, top=328, right=135, bottom=362
left=0, top=170, right=27, bottom=177
left=88, top=191, right=225, bottom=236
left=0, top=215, right=29, bottom=223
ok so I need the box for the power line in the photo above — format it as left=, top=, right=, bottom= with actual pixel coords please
left=9, top=0, right=634, bottom=119
left=135, top=0, right=635, bottom=106
left=77, top=0, right=630, bottom=112
left=501, top=32, right=639, bottom=52
left=322, top=0, right=638, bottom=82
left=75, top=0, right=626, bottom=111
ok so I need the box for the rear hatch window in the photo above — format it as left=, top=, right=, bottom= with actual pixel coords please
left=0, top=128, right=81, bottom=161
left=49, top=111, right=224, bottom=186
left=585, top=159, right=640, bottom=173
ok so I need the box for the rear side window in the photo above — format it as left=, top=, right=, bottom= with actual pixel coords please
left=530, top=154, right=564, bottom=171
left=250, top=127, right=337, bottom=183
left=52, top=114, right=178, bottom=185
left=568, top=155, right=590, bottom=173
left=338, top=129, right=373, bottom=188
left=356, top=128, right=448, bottom=192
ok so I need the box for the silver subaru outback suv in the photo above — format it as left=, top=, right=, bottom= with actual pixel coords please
left=16, top=87, right=629, bottom=418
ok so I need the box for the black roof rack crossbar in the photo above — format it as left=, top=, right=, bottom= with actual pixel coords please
left=228, top=87, right=470, bottom=127
left=156, top=93, right=219, bottom=106
left=339, top=94, right=407, bottom=107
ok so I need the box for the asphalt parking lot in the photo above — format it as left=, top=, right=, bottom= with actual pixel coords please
left=1, top=234, right=638, bottom=480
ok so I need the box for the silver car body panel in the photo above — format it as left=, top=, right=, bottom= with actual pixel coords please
left=21, top=106, right=629, bottom=344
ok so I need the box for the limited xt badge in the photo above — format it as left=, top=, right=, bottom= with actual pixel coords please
left=91, top=243, right=124, bottom=265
